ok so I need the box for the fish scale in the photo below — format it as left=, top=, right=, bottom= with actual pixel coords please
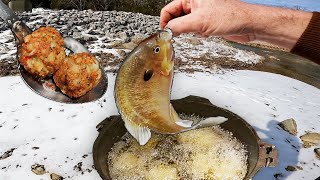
left=114, top=29, right=228, bottom=145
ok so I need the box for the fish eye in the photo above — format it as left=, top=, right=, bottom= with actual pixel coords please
left=153, top=46, right=160, bottom=53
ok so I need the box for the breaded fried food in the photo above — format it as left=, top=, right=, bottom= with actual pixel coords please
left=53, top=52, right=102, bottom=98
left=19, top=26, right=66, bottom=78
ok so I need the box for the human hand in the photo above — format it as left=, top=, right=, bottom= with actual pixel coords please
left=160, top=0, right=256, bottom=42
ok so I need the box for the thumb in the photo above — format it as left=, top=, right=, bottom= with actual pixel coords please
left=166, top=14, right=201, bottom=36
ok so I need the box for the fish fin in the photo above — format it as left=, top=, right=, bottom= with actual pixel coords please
left=175, top=119, right=193, bottom=128
left=169, top=103, right=180, bottom=122
left=196, top=116, right=228, bottom=128
left=124, top=119, right=151, bottom=145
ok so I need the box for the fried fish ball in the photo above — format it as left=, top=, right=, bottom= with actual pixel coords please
left=111, top=152, right=142, bottom=172
left=147, top=164, right=178, bottom=180
left=19, top=26, right=66, bottom=78
left=177, top=127, right=223, bottom=150
left=53, top=52, right=102, bottom=98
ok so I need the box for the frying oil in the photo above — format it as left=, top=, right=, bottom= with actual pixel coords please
left=108, top=125, right=248, bottom=180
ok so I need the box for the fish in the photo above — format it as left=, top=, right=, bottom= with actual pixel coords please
left=114, top=29, right=228, bottom=145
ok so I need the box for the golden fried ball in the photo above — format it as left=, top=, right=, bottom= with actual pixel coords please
left=19, top=26, right=66, bottom=78
left=53, top=52, right=102, bottom=98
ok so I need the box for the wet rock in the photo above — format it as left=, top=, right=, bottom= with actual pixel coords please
left=50, top=173, right=63, bottom=180
left=131, top=33, right=148, bottom=44
left=31, top=164, right=46, bottom=175
left=285, top=165, right=298, bottom=171
left=300, top=132, right=320, bottom=148
left=315, top=148, right=320, bottom=159
left=121, top=42, right=137, bottom=50
left=0, top=148, right=16, bottom=160
left=278, top=118, right=297, bottom=136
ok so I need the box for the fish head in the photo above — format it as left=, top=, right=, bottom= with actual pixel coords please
left=138, top=28, right=174, bottom=77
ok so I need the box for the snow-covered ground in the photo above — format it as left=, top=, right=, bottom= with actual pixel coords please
left=0, top=8, right=319, bottom=180
left=0, top=71, right=319, bottom=180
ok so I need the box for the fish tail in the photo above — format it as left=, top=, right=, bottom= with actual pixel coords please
left=195, top=116, right=228, bottom=128
left=175, top=116, right=228, bottom=131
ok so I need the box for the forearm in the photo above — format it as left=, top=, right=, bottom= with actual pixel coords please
left=248, top=4, right=313, bottom=50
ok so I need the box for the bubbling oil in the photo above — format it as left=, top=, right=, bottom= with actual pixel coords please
left=108, top=125, right=248, bottom=180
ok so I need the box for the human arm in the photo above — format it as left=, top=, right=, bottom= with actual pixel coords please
left=160, top=0, right=320, bottom=64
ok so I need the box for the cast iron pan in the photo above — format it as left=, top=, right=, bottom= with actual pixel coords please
left=93, top=95, right=278, bottom=179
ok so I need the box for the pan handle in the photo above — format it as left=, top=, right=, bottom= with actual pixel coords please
left=250, top=141, right=278, bottom=178
left=0, top=1, right=31, bottom=44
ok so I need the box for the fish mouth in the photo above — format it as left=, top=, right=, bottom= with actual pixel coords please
left=159, top=28, right=173, bottom=41
left=160, top=43, right=174, bottom=76
left=158, top=29, right=174, bottom=76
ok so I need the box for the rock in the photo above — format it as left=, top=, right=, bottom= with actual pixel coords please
left=182, top=37, right=203, bottom=46
left=117, top=32, right=129, bottom=42
left=108, top=40, right=123, bottom=48
left=50, top=173, right=63, bottom=180
left=146, top=27, right=154, bottom=33
left=83, top=35, right=98, bottom=41
left=31, top=164, right=46, bottom=175
left=121, top=42, right=137, bottom=50
left=116, top=49, right=127, bottom=57
left=315, top=148, right=320, bottom=159
left=278, top=118, right=297, bottom=136
left=131, top=33, right=148, bottom=44
left=72, top=32, right=82, bottom=39
left=300, top=132, right=320, bottom=148
left=285, top=166, right=298, bottom=171
left=0, top=148, right=16, bottom=160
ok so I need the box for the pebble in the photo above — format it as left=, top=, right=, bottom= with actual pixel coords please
left=285, top=165, right=300, bottom=171
left=31, top=164, right=46, bottom=175
left=315, top=148, right=320, bottom=159
left=50, top=173, right=63, bottom=180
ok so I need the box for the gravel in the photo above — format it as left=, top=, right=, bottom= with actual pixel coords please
left=0, top=8, right=263, bottom=77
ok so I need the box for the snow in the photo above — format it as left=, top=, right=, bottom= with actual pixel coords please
left=0, top=70, right=319, bottom=180
left=173, top=35, right=263, bottom=64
